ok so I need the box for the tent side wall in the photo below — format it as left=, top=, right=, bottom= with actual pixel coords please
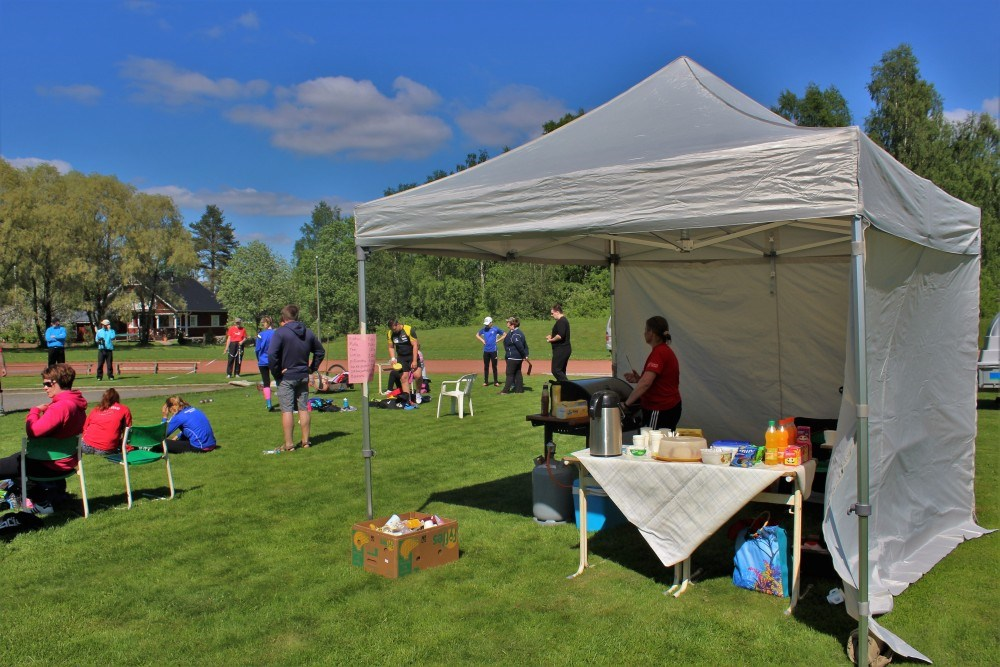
left=614, top=256, right=849, bottom=442
left=824, top=227, right=986, bottom=614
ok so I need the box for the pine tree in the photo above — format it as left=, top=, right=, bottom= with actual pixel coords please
left=190, top=204, right=238, bottom=293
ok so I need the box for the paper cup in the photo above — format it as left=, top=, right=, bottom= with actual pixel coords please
left=632, top=434, right=647, bottom=449
left=648, top=431, right=663, bottom=456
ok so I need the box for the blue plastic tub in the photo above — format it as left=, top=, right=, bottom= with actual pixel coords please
left=572, top=478, right=628, bottom=531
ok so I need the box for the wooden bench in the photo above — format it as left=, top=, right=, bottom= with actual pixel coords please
left=116, top=362, right=199, bottom=376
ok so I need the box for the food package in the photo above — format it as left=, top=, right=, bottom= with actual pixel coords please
left=783, top=445, right=802, bottom=467
left=553, top=400, right=588, bottom=419
left=730, top=445, right=761, bottom=468
left=795, top=426, right=812, bottom=462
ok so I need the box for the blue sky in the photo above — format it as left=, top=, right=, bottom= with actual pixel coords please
left=2, top=0, right=997, bottom=259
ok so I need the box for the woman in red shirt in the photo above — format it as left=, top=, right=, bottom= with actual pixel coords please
left=81, top=388, right=132, bottom=455
left=622, top=315, right=682, bottom=430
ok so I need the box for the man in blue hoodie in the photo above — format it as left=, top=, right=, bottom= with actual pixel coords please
left=44, top=317, right=68, bottom=366
left=268, top=305, right=325, bottom=452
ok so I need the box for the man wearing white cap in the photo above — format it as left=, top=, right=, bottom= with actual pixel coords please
left=95, top=319, right=116, bottom=381
left=476, top=316, right=506, bottom=387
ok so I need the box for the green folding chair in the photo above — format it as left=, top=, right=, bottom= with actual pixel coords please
left=106, top=422, right=175, bottom=509
left=20, top=435, right=89, bottom=518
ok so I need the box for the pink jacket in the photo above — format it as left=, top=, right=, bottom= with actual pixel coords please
left=25, top=389, right=88, bottom=473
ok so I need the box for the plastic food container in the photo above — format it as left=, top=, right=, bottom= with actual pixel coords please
left=700, top=448, right=724, bottom=465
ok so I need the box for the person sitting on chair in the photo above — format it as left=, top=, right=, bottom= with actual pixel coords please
left=81, top=388, right=132, bottom=456
left=0, top=363, right=88, bottom=511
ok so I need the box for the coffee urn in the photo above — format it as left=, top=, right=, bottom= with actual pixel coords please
left=588, top=390, right=623, bottom=456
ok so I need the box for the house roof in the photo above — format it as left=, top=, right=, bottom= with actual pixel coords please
left=171, top=277, right=225, bottom=312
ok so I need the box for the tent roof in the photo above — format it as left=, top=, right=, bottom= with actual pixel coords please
left=355, top=56, right=979, bottom=262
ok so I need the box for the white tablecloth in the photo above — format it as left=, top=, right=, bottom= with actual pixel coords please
left=571, top=450, right=817, bottom=567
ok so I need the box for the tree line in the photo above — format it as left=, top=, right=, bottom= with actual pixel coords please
left=2, top=44, right=996, bottom=345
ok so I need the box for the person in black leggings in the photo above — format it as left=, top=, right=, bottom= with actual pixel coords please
left=546, top=303, right=571, bottom=382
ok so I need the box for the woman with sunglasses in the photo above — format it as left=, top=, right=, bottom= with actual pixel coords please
left=0, top=363, right=88, bottom=511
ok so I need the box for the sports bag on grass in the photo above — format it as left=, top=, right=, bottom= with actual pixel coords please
left=733, top=520, right=790, bottom=597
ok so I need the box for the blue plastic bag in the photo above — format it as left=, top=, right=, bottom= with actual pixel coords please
left=733, top=523, right=790, bottom=597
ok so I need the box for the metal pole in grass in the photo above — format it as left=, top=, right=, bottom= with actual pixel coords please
left=850, top=215, right=871, bottom=666
left=356, top=245, right=375, bottom=520
left=315, top=254, right=322, bottom=342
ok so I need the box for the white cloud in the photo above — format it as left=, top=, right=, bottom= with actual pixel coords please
left=242, top=230, right=295, bottom=246
left=4, top=156, right=73, bottom=174
left=122, top=0, right=158, bottom=14
left=944, top=107, right=976, bottom=123
left=142, top=183, right=354, bottom=218
left=455, top=85, right=567, bottom=146
left=120, top=56, right=269, bottom=106
left=944, top=97, right=1000, bottom=124
left=984, top=97, right=999, bottom=118
left=236, top=11, right=259, bottom=30
left=227, top=75, right=451, bottom=160
left=287, top=30, right=316, bottom=46
left=36, top=84, right=103, bottom=105
left=204, top=9, right=261, bottom=39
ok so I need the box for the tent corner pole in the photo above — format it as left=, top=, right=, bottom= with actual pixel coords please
left=356, top=244, right=374, bottom=520
left=609, top=240, right=617, bottom=377
left=850, top=215, right=871, bottom=666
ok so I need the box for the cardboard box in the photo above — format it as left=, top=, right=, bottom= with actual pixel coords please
left=351, top=511, right=459, bottom=578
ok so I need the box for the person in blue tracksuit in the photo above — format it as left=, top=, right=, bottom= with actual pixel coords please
left=476, top=316, right=506, bottom=387
left=95, top=319, right=117, bottom=381
left=162, top=396, right=217, bottom=453
left=255, top=316, right=276, bottom=411
left=45, top=317, right=68, bottom=366
left=501, top=316, right=529, bottom=394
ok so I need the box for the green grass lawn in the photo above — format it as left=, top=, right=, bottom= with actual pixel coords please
left=1, top=381, right=996, bottom=664
left=0, top=316, right=612, bottom=365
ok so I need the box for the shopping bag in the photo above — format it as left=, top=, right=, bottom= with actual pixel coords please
left=733, top=522, right=790, bottom=597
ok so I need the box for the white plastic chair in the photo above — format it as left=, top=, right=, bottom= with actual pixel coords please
left=437, top=373, right=476, bottom=419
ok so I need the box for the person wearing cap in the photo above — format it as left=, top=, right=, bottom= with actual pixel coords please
left=95, top=319, right=117, bottom=381
left=476, top=316, right=506, bottom=387
left=223, top=317, right=248, bottom=378
left=386, top=319, right=421, bottom=405
left=44, top=317, right=68, bottom=366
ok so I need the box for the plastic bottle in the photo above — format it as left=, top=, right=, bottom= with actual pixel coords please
left=342, top=398, right=349, bottom=410
left=779, top=417, right=796, bottom=448
left=764, top=420, right=781, bottom=465
left=541, top=383, right=550, bottom=416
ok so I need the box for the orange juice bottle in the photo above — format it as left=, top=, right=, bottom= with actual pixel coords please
left=764, top=420, right=781, bottom=465
left=779, top=418, right=796, bottom=448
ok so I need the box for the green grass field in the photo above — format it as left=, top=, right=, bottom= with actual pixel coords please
left=1, top=316, right=610, bottom=366
left=0, top=375, right=996, bottom=664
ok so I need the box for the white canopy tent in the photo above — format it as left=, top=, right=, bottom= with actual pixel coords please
left=354, top=56, right=986, bottom=660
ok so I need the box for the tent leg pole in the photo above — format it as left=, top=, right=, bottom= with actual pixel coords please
left=851, top=215, right=871, bottom=666
left=609, top=240, right=617, bottom=377
left=357, top=245, right=375, bottom=521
